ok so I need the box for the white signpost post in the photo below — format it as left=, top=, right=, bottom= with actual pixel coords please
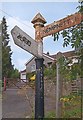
left=11, top=26, right=38, bottom=57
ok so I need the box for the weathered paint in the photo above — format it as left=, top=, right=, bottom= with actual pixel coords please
left=40, top=12, right=83, bottom=38
left=11, top=26, right=38, bottom=57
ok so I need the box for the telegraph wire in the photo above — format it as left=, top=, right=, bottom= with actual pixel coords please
left=0, top=9, right=33, bottom=30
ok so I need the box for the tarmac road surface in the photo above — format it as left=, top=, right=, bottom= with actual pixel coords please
left=2, top=88, right=34, bottom=118
left=2, top=81, right=56, bottom=118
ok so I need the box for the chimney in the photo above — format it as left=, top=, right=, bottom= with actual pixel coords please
left=47, top=52, right=49, bottom=55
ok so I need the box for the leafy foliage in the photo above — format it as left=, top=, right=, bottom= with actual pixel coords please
left=11, top=68, right=20, bottom=78
left=58, top=56, right=71, bottom=81
left=58, top=55, right=81, bottom=81
left=52, top=2, right=83, bottom=78
left=27, top=71, right=36, bottom=81
left=53, top=2, right=83, bottom=49
left=61, top=94, right=82, bottom=118
left=44, top=62, right=56, bottom=79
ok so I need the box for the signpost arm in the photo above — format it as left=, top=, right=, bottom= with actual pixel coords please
left=31, top=13, right=46, bottom=119
left=40, top=12, right=83, bottom=38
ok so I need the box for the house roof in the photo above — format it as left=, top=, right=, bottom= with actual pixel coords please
left=50, top=50, right=76, bottom=59
left=25, top=56, right=35, bottom=66
left=25, top=53, right=55, bottom=66
left=43, top=53, right=55, bottom=61
left=20, top=69, right=26, bottom=73
left=25, top=50, right=76, bottom=66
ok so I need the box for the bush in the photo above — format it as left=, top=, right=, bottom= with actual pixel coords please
left=44, top=67, right=56, bottom=79
left=45, top=111, right=56, bottom=118
left=27, top=72, right=36, bottom=81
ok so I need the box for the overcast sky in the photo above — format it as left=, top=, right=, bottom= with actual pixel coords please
left=0, top=2, right=79, bottom=71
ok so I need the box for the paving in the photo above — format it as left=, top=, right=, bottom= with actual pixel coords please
left=2, top=89, right=32, bottom=118
left=2, top=81, right=56, bottom=118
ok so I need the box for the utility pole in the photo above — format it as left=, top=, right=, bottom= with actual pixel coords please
left=56, top=52, right=63, bottom=118
left=31, top=13, right=46, bottom=119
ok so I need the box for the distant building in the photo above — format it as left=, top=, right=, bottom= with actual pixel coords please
left=20, top=50, right=78, bottom=77
left=51, top=50, right=76, bottom=59
left=25, top=53, right=55, bottom=73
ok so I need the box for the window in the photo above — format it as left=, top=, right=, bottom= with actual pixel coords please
left=31, top=64, right=36, bottom=72
left=47, top=62, right=52, bottom=68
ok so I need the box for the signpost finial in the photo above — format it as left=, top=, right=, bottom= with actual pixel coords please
left=31, top=12, right=47, bottom=28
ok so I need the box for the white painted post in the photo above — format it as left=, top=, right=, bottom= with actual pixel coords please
left=56, top=52, right=63, bottom=118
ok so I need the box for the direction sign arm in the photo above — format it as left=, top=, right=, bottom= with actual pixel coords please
left=11, top=26, right=39, bottom=57
left=40, top=12, right=83, bottom=38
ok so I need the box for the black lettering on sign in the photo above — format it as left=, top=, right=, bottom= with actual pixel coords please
left=52, top=24, right=59, bottom=30
left=17, top=34, right=22, bottom=41
left=23, top=36, right=27, bottom=42
left=17, top=34, right=31, bottom=46
left=43, top=18, right=74, bottom=34
left=27, top=41, right=31, bottom=46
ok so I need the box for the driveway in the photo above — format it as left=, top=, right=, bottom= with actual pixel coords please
left=2, top=81, right=56, bottom=118
left=2, top=88, right=34, bottom=118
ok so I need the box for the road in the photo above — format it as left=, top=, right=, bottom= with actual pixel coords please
left=2, top=88, right=34, bottom=118
left=2, top=81, right=56, bottom=118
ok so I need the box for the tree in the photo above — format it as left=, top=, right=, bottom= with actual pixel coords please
left=1, top=17, right=13, bottom=79
left=11, top=68, right=19, bottom=78
left=58, top=56, right=80, bottom=81
left=53, top=1, right=83, bottom=78
left=53, top=2, right=83, bottom=49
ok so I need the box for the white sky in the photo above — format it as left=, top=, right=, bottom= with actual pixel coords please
left=0, top=2, right=79, bottom=71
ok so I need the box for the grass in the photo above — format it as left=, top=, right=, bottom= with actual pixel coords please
left=45, top=94, right=82, bottom=118
left=63, top=107, right=81, bottom=118
left=61, top=94, right=82, bottom=118
left=45, top=111, right=56, bottom=118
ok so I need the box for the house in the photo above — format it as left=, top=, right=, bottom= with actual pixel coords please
left=21, top=50, right=77, bottom=75
left=51, top=50, right=76, bottom=59
left=25, top=53, right=55, bottom=73
left=20, top=69, right=27, bottom=82
left=51, top=50, right=78, bottom=65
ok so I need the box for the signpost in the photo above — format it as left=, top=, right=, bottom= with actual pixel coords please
left=11, top=11, right=83, bottom=119
left=11, top=13, right=46, bottom=119
left=31, top=13, right=46, bottom=119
